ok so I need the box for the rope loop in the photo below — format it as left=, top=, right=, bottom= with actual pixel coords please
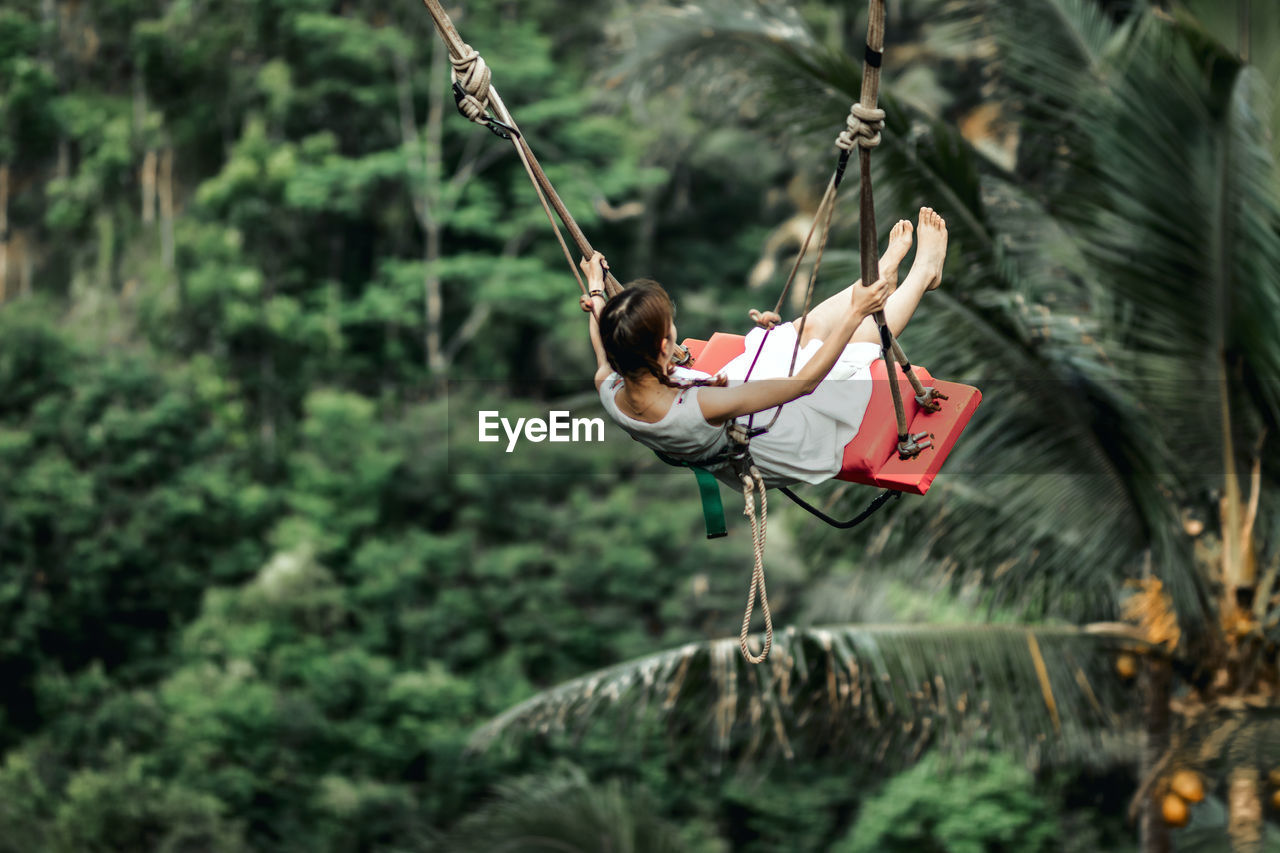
left=835, top=102, right=886, bottom=151
left=738, top=465, right=773, bottom=664
left=451, top=45, right=492, bottom=123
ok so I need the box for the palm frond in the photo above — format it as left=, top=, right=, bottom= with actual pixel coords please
left=607, top=0, right=936, bottom=161
left=603, top=0, right=1280, bottom=630
left=951, top=0, right=1128, bottom=96
left=443, top=765, right=686, bottom=853
left=471, top=623, right=1145, bottom=770
left=1066, top=17, right=1280, bottom=510
left=807, top=115, right=1197, bottom=622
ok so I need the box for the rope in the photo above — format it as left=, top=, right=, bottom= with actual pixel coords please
left=506, top=121, right=591, bottom=299
left=450, top=45, right=492, bottom=122
left=420, top=0, right=628, bottom=299
left=743, top=31, right=889, bottom=435
left=738, top=465, right=773, bottom=664
left=446, top=43, right=588, bottom=298
left=835, top=102, right=885, bottom=151
left=849, top=1, right=938, bottom=438
left=422, top=0, right=699, bottom=361
left=423, top=0, right=931, bottom=671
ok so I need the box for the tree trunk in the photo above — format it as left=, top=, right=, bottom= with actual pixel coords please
left=140, top=149, right=157, bottom=224
left=159, top=146, right=174, bottom=269
left=0, top=163, right=9, bottom=303
left=424, top=36, right=446, bottom=377
left=95, top=211, right=114, bottom=290
left=1227, top=765, right=1263, bottom=853
left=18, top=230, right=33, bottom=298
left=1139, top=658, right=1172, bottom=853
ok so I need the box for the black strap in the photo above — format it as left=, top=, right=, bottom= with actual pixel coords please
left=864, top=44, right=883, bottom=68
left=833, top=149, right=852, bottom=189
left=777, top=486, right=899, bottom=529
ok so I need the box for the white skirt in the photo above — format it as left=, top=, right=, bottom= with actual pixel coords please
left=714, top=322, right=881, bottom=487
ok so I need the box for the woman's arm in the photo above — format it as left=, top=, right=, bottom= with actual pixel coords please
left=696, top=277, right=889, bottom=426
left=580, top=252, right=612, bottom=391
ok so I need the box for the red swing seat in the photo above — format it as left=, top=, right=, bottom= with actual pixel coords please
left=680, top=333, right=982, bottom=496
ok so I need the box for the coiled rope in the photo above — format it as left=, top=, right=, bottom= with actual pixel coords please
left=836, top=102, right=886, bottom=151
left=738, top=465, right=772, bottom=664
left=450, top=45, right=492, bottom=123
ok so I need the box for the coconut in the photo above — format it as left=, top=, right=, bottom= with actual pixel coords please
left=1170, top=769, right=1204, bottom=804
left=1162, top=792, right=1189, bottom=827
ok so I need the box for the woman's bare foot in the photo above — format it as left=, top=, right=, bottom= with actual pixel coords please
left=794, top=219, right=913, bottom=345
left=912, top=207, right=947, bottom=290
left=880, top=219, right=913, bottom=287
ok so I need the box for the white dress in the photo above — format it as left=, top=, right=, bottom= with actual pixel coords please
left=598, top=322, right=880, bottom=488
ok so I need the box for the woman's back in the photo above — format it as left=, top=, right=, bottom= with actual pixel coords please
left=599, top=329, right=881, bottom=488
left=598, top=365, right=730, bottom=468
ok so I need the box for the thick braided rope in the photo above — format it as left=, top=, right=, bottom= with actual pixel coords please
left=450, top=45, right=491, bottom=123
left=447, top=42, right=589, bottom=298
left=835, top=102, right=885, bottom=151
left=738, top=466, right=773, bottom=664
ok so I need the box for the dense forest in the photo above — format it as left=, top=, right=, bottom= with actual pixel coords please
left=2, top=0, right=1279, bottom=850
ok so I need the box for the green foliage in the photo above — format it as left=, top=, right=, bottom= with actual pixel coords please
left=444, top=765, right=697, bottom=853
left=0, top=310, right=268, bottom=729
left=0, top=744, right=246, bottom=853
left=5, top=0, right=1277, bottom=850
left=0, top=10, right=57, bottom=164
left=834, top=752, right=1059, bottom=853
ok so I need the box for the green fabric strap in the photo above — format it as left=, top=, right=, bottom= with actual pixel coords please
left=691, top=467, right=728, bottom=539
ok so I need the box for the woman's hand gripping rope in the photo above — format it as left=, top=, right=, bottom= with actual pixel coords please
left=579, top=251, right=609, bottom=312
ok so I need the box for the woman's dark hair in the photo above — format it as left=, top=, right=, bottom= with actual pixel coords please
left=598, top=280, right=712, bottom=390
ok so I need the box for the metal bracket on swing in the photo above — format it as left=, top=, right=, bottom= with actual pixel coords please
left=914, top=385, right=948, bottom=412
left=897, top=431, right=933, bottom=459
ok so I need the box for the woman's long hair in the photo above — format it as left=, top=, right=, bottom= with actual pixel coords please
left=598, top=280, right=713, bottom=391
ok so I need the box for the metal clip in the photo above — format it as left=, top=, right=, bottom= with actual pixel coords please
left=897, top=431, right=933, bottom=459
left=451, top=82, right=519, bottom=139
left=482, top=115, right=518, bottom=140
left=726, top=422, right=767, bottom=449
left=914, top=385, right=948, bottom=413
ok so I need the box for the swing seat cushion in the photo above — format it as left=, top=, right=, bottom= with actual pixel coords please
left=682, top=334, right=981, bottom=495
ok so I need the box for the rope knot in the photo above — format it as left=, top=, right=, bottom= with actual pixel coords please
left=451, top=45, right=492, bottom=123
left=835, top=102, right=886, bottom=151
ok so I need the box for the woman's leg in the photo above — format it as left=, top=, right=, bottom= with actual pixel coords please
left=849, top=207, right=947, bottom=345
left=795, top=219, right=912, bottom=347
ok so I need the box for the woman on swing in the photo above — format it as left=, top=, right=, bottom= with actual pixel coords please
left=583, top=208, right=949, bottom=489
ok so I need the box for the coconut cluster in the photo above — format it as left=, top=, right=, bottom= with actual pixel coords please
left=1161, top=769, right=1204, bottom=828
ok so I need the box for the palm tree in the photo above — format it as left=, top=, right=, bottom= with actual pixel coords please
left=468, top=1, right=1280, bottom=850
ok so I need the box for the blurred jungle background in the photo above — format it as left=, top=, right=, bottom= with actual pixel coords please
left=2, top=0, right=1280, bottom=850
